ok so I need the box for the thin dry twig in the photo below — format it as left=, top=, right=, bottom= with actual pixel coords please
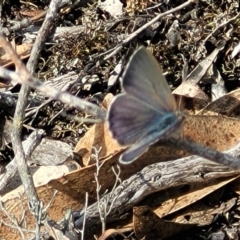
left=102, top=0, right=196, bottom=61
left=0, top=39, right=106, bottom=120
left=93, top=147, right=122, bottom=233
left=8, top=0, right=62, bottom=238
left=203, top=12, right=240, bottom=44
left=79, top=192, right=88, bottom=240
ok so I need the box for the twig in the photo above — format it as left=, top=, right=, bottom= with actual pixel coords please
left=9, top=0, right=62, bottom=238
left=203, top=12, right=240, bottom=44
left=93, top=147, right=122, bottom=233
left=93, top=147, right=106, bottom=233
left=164, top=137, right=240, bottom=169
left=80, top=192, right=88, bottom=240
left=0, top=41, right=106, bottom=120
left=103, top=0, right=196, bottom=61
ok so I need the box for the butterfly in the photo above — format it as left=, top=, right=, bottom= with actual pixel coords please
left=107, top=46, right=185, bottom=164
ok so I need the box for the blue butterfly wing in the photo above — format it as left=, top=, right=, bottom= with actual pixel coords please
left=122, top=46, right=176, bottom=112
left=107, top=93, right=164, bottom=146
left=119, top=111, right=184, bottom=164
left=107, top=46, right=184, bottom=163
left=119, top=127, right=167, bottom=164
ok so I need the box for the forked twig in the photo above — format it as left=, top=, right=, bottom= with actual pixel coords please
left=92, top=147, right=122, bottom=233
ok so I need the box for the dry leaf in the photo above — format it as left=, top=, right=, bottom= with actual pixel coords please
left=197, top=88, right=240, bottom=117
left=173, top=47, right=222, bottom=100
left=74, top=122, right=123, bottom=166
left=153, top=176, right=239, bottom=218
left=0, top=42, right=32, bottom=67
left=133, top=206, right=195, bottom=239
left=98, top=229, right=127, bottom=240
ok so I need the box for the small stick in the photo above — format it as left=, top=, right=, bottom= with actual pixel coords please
left=103, top=0, right=196, bottom=61
left=0, top=38, right=106, bottom=120
left=164, top=137, right=240, bottom=169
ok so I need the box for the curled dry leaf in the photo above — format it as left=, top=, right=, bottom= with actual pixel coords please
left=133, top=206, right=195, bottom=239
left=0, top=42, right=32, bottom=68
left=173, top=47, right=223, bottom=100
left=197, top=88, right=240, bottom=117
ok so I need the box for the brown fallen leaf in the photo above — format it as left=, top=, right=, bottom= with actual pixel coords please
left=153, top=176, right=239, bottom=218
left=74, top=122, right=123, bottom=166
left=0, top=42, right=32, bottom=68
left=133, top=206, right=195, bottom=239
left=184, top=115, right=240, bottom=151
left=173, top=46, right=222, bottom=100
left=197, top=88, right=240, bottom=117
left=98, top=228, right=128, bottom=240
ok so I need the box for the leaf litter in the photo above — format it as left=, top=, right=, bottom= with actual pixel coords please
left=1, top=0, right=240, bottom=239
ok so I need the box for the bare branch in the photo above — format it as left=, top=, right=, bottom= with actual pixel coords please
left=0, top=39, right=106, bottom=120
left=74, top=141, right=240, bottom=229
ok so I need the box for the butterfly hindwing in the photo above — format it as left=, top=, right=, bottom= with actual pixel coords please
left=119, top=128, right=167, bottom=164
left=119, top=112, right=184, bottom=163
left=107, top=93, right=165, bottom=146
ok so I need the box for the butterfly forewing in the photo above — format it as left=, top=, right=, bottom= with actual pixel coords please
left=122, top=46, right=176, bottom=112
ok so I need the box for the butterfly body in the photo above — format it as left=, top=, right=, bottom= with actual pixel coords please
left=107, top=47, right=185, bottom=164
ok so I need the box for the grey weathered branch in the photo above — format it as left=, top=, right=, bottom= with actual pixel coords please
left=9, top=0, right=62, bottom=237
left=74, top=141, right=240, bottom=229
